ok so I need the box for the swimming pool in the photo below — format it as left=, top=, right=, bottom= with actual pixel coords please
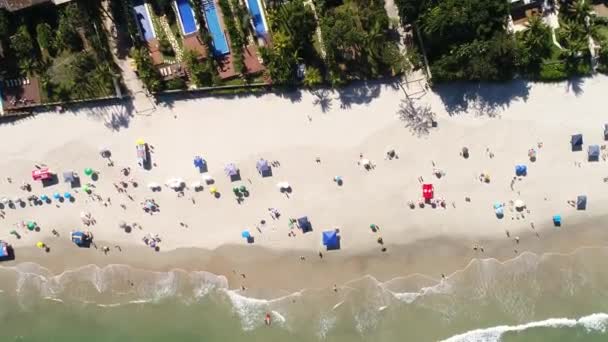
left=202, top=0, right=229, bottom=56
left=132, top=0, right=155, bottom=41
left=176, top=0, right=198, bottom=35
left=246, top=0, right=267, bottom=37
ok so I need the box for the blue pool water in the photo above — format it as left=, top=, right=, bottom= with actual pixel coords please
left=246, top=0, right=266, bottom=37
left=176, top=0, right=198, bottom=35
left=202, top=0, right=229, bottom=56
left=133, top=0, right=155, bottom=41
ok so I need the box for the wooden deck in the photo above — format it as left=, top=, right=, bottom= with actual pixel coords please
left=146, top=39, right=164, bottom=65
left=1, top=77, right=42, bottom=113
left=183, top=33, right=208, bottom=58
left=243, top=44, right=264, bottom=74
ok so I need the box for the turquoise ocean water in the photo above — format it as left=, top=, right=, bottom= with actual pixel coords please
left=1, top=247, right=608, bottom=341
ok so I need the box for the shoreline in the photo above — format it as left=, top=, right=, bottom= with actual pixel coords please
left=4, top=214, right=608, bottom=296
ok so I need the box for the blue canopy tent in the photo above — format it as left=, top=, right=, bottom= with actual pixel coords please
left=553, top=215, right=562, bottom=227
left=71, top=231, right=92, bottom=248
left=576, top=195, right=587, bottom=210
left=571, top=134, right=583, bottom=151
left=194, top=156, right=207, bottom=172
left=297, top=216, right=312, bottom=233
left=224, top=163, right=240, bottom=181
left=515, top=165, right=527, bottom=176
left=588, top=145, right=600, bottom=161
left=0, top=241, right=10, bottom=259
left=256, top=159, right=271, bottom=177
left=322, top=230, right=340, bottom=250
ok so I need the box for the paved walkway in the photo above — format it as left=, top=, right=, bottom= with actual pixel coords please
left=101, top=0, right=157, bottom=115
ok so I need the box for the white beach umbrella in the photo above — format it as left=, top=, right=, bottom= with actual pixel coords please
left=190, top=181, right=202, bottom=189
left=165, top=178, right=185, bottom=189
left=360, top=158, right=371, bottom=167
left=277, top=181, right=290, bottom=189
left=202, top=174, right=214, bottom=184
left=514, top=199, right=525, bottom=209
left=0, top=197, right=9, bottom=204
left=147, top=182, right=160, bottom=189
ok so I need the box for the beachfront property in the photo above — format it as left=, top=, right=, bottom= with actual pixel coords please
left=243, top=0, right=269, bottom=43
left=130, top=0, right=265, bottom=85
left=508, top=0, right=545, bottom=31
left=0, top=0, right=120, bottom=116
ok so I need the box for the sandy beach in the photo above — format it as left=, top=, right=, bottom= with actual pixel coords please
left=2, top=76, right=608, bottom=340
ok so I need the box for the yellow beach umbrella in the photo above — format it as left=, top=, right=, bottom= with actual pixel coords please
left=210, top=186, right=217, bottom=194
left=135, top=138, right=145, bottom=145
left=36, top=241, right=45, bottom=249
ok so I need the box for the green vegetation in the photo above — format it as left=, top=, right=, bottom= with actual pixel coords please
left=394, top=0, right=594, bottom=82
left=183, top=49, right=217, bottom=87
left=319, top=0, right=405, bottom=85
left=262, top=0, right=319, bottom=84
left=132, top=47, right=163, bottom=92
left=0, top=2, right=121, bottom=103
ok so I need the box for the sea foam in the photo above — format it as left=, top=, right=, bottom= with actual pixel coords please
left=441, top=313, right=608, bottom=342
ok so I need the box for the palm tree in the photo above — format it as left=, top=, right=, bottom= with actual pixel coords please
left=565, top=0, right=590, bottom=24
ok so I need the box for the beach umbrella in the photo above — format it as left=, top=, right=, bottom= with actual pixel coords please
left=64, top=192, right=72, bottom=199
left=84, top=168, right=94, bottom=176
left=147, top=182, right=160, bottom=190
left=210, top=186, right=217, bottom=194
left=241, top=230, right=250, bottom=239
left=53, top=192, right=62, bottom=200
left=36, top=241, right=45, bottom=249
left=136, top=138, right=145, bottom=145
left=239, top=185, right=247, bottom=192
left=232, top=187, right=240, bottom=194
left=493, top=202, right=503, bottom=209
left=495, top=207, right=504, bottom=216
left=39, top=194, right=49, bottom=201
left=83, top=185, right=91, bottom=193
left=0, top=197, right=9, bottom=204
left=277, top=182, right=290, bottom=189
left=27, top=221, right=36, bottom=231
left=190, top=181, right=202, bottom=189
left=165, top=178, right=185, bottom=190
left=202, top=174, right=214, bottom=184
left=514, top=199, right=525, bottom=209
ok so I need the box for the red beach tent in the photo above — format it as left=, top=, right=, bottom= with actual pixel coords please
left=32, top=168, right=51, bottom=181
left=422, top=184, right=434, bottom=200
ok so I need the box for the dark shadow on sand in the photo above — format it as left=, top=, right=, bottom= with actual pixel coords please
left=433, top=80, right=531, bottom=117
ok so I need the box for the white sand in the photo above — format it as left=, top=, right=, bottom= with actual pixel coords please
left=1, top=76, right=608, bottom=256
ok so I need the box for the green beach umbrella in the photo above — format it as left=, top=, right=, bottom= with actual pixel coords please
left=239, top=185, right=247, bottom=192
left=233, top=187, right=240, bottom=194
left=83, top=185, right=91, bottom=193
left=84, top=168, right=94, bottom=176
left=27, top=221, right=36, bottom=231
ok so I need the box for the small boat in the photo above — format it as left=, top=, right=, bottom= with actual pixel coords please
left=264, top=313, right=271, bottom=326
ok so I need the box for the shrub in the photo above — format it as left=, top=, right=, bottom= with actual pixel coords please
left=165, top=77, right=187, bottom=90
left=538, top=62, right=567, bottom=81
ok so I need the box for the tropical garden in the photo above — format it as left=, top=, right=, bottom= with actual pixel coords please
left=0, top=1, right=117, bottom=103
left=394, top=0, right=602, bottom=82
left=262, top=0, right=407, bottom=87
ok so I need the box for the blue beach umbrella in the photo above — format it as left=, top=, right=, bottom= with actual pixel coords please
left=493, top=202, right=502, bottom=209
left=241, top=230, right=250, bottom=239
left=64, top=192, right=72, bottom=199
left=39, top=195, right=49, bottom=201
left=53, top=192, right=62, bottom=200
